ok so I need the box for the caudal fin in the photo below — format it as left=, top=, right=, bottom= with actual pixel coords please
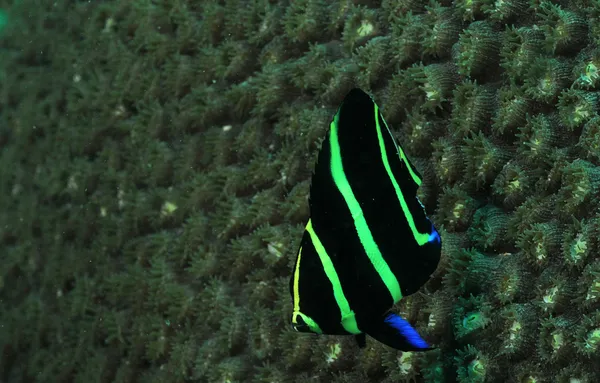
left=363, top=312, right=432, bottom=351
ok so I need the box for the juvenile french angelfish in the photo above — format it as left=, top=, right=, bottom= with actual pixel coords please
left=289, top=88, right=441, bottom=351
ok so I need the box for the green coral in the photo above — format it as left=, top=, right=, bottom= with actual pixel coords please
left=538, top=315, right=574, bottom=364
left=341, top=5, right=380, bottom=51
left=492, top=85, right=532, bottom=136
left=421, top=2, right=462, bottom=58
left=432, top=137, right=465, bottom=186
left=558, top=159, right=600, bottom=214
left=574, top=310, right=600, bottom=358
left=515, top=113, right=560, bottom=163
left=468, top=205, right=509, bottom=249
left=489, top=253, right=529, bottom=304
left=524, top=57, right=573, bottom=103
left=388, top=10, right=425, bottom=66
left=557, top=88, right=599, bottom=130
left=437, top=185, right=479, bottom=232
left=450, top=81, right=498, bottom=137
left=410, top=62, right=459, bottom=112
left=516, top=221, right=561, bottom=269
left=561, top=217, right=595, bottom=269
left=453, top=294, right=493, bottom=341
left=579, top=116, right=600, bottom=161
left=538, top=2, right=588, bottom=54
left=500, top=26, right=545, bottom=83
left=455, top=21, right=501, bottom=78
left=461, top=131, right=511, bottom=190
left=491, top=160, right=536, bottom=209
left=282, top=0, right=328, bottom=44
left=3, top=0, right=600, bottom=382
left=454, top=344, right=490, bottom=383
left=497, top=304, right=537, bottom=358
left=482, top=0, right=529, bottom=21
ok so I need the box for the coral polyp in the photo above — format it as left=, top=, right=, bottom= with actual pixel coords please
left=437, top=185, right=479, bottom=231
left=578, top=116, right=600, bottom=162
left=382, top=349, right=420, bottom=382
left=507, top=195, right=555, bottom=239
left=409, top=62, right=459, bottom=112
left=573, top=52, right=600, bottom=89
left=283, top=0, right=328, bottom=44
left=515, top=113, right=560, bottom=163
left=388, top=10, right=425, bottom=66
left=401, top=107, right=445, bottom=153
left=561, top=218, right=594, bottom=269
left=454, top=344, right=492, bottom=383
left=439, top=231, right=470, bottom=289
left=557, top=88, right=599, bottom=131
left=453, top=294, right=493, bottom=341
left=482, top=0, right=529, bottom=22
left=353, top=36, right=392, bottom=89
left=538, top=315, right=574, bottom=364
left=574, top=311, right=600, bottom=358
left=382, top=68, right=421, bottom=124
left=577, top=260, right=600, bottom=309
left=455, top=21, right=501, bottom=78
left=432, top=137, right=465, bottom=186
left=422, top=289, right=454, bottom=337
left=524, top=57, right=572, bottom=103
left=492, top=85, right=532, bottom=136
left=451, top=81, right=498, bottom=137
left=538, top=2, right=588, bottom=54
left=461, top=132, right=511, bottom=191
left=534, top=266, right=576, bottom=315
left=491, top=160, right=536, bottom=210
left=500, top=26, right=545, bottom=83
left=490, top=253, right=529, bottom=304
left=516, top=221, right=561, bottom=269
left=462, top=249, right=503, bottom=293
left=421, top=2, right=462, bottom=58
left=454, top=0, right=486, bottom=21
left=497, top=304, right=536, bottom=359
left=558, top=159, right=600, bottom=215
left=342, top=5, right=380, bottom=50
left=468, top=205, right=509, bottom=250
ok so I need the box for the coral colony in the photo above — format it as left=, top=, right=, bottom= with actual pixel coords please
left=1, top=0, right=600, bottom=382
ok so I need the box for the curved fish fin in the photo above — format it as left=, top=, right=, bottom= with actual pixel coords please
left=363, top=312, right=433, bottom=351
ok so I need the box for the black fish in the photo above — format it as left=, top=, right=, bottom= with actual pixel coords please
left=289, top=88, right=441, bottom=351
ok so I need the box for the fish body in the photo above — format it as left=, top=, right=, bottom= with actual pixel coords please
left=289, top=88, right=441, bottom=351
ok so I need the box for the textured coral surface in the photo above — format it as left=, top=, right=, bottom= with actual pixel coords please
left=1, top=0, right=600, bottom=382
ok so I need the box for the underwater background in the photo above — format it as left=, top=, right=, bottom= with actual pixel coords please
left=1, top=0, right=600, bottom=382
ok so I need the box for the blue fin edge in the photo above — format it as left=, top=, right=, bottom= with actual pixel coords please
left=384, top=313, right=430, bottom=349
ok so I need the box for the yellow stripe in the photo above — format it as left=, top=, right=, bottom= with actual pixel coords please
left=292, top=245, right=303, bottom=323
left=306, top=219, right=360, bottom=334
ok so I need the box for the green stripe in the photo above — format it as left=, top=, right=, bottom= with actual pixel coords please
left=374, top=105, right=432, bottom=247
left=306, top=219, right=360, bottom=334
left=381, top=114, right=422, bottom=186
left=329, top=113, right=402, bottom=303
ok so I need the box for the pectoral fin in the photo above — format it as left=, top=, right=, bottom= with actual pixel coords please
left=363, top=312, right=432, bottom=351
